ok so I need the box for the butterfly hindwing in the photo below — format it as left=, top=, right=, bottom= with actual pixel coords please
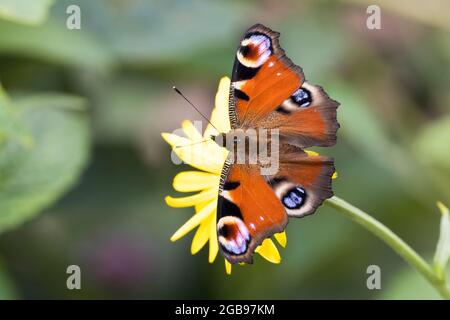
left=217, top=162, right=288, bottom=264
left=267, top=146, right=334, bottom=218
left=229, top=24, right=339, bottom=148
left=217, top=148, right=334, bottom=264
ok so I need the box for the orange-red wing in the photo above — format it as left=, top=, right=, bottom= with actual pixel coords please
left=264, top=82, right=339, bottom=148
left=267, top=147, right=335, bottom=218
left=229, top=24, right=339, bottom=148
left=216, top=148, right=334, bottom=264
left=217, top=163, right=287, bottom=264
left=229, top=24, right=303, bottom=128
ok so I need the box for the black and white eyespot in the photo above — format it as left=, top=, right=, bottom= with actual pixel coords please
left=276, top=87, right=312, bottom=114
left=291, top=88, right=312, bottom=107
left=282, top=187, right=306, bottom=209
left=217, top=216, right=251, bottom=256
left=269, top=179, right=315, bottom=217
left=236, top=33, right=272, bottom=68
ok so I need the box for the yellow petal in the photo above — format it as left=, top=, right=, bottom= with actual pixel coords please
left=195, top=200, right=211, bottom=212
left=305, top=150, right=319, bottom=156
left=191, top=214, right=213, bottom=255
left=274, top=232, right=287, bottom=248
left=208, top=209, right=219, bottom=263
left=170, top=201, right=216, bottom=241
left=182, top=120, right=203, bottom=141
left=161, top=132, right=227, bottom=174
left=161, top=131, right=189, bottom=149
left=173, top=171, right=220, bottom=192
left=332, top=171, right=338, bottom=179
left=165, top=189, right=216, bottom=208
left=255, top=239, right=281, bottom=264
left=204, top=77, right=231, bottom=137
left=225, top=259, right=232, bottom=275
left=215, top=77, right=230, bottom=113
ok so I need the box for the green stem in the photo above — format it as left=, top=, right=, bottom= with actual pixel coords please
left=325, top=196, right=450, bottom=299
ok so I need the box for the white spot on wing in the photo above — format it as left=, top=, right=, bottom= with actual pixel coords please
left=232, top=80, right=247, bottom=90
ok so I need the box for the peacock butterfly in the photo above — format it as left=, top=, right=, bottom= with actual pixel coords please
left=212, top=24, right=339, bottom=264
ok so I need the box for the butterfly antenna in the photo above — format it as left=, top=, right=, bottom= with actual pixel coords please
left=172, top=86, right=219, bottom=133
left=174, top=139, right=210, bottom=149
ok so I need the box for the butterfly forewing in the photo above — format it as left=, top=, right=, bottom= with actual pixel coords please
left=230, top=24, right=304, bottom=129
left=229, top=24, right=339, bottom=148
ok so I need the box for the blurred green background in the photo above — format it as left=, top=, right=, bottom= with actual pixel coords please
left=0, top=0, right=449, bottom=299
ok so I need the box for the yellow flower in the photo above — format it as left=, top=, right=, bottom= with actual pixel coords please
left=162, top=77, right=287, bottom=274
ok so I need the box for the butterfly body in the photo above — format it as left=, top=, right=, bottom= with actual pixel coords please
left=215, top=24, right=339, bottom=264
left=210, top=129, right=273, bottom=160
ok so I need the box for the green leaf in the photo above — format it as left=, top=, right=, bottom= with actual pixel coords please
left=413, top=115, right=450, bottom=172
left=0, top=0, right=54, bottom=25
left=0, top=93, right=90, bottom=233
left=13, top=92, right=87, bottom=112
left=0, top=85, right=33, bottom=148
left=0, top=19, right=115, bottom=74
left=433, top=201, right=450, bottom=279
